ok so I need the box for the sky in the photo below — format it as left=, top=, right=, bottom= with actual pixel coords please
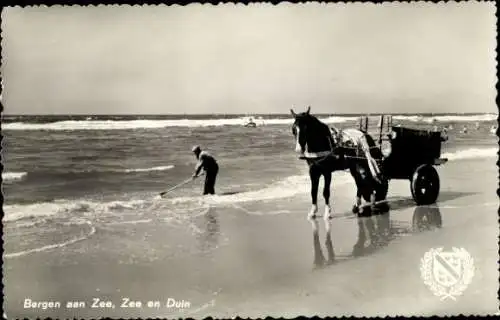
left=1, top=2, right=497, bottom=115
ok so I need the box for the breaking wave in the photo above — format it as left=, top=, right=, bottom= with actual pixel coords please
left=2, top=171, right=28, bottom=182
left=3, top=172, right=352, bottom=223
left=4, top=114, right=497, bottom=131
left=2, top=116, right=355, bottom=131
left=1, top=166, right=174, bottom=182
left=3, top=146, right=495, bottom=224
left=394, top=114, right=497, bottom=123
left=442, top=147, right=497, bottom=161
left=2, top=199, right=149, bottom=223
left=122, top=165, right=174, bottom=173
left=169, top=172, right=353, bottom=206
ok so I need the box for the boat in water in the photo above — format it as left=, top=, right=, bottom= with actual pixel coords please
left=243, top=117, right=258, bottom=128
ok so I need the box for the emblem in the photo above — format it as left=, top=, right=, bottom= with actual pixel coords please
left=420, top=247, right=475, bottom=301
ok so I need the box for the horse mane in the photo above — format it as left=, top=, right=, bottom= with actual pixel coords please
left=299, top=113, right=335, bottom=153
left=295, top=112, right=325, bottom=129
left=306, top=114, right=331, bottom=135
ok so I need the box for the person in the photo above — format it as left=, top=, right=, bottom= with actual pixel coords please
left=441, top=128, right=449, bottom=141
left=192, top=145, right=219, bottom=195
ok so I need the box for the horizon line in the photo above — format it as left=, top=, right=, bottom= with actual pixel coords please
left=2, top=112, right=498, bottom=116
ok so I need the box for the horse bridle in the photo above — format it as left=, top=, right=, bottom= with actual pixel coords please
left=297, top=126, right=341, bottom=165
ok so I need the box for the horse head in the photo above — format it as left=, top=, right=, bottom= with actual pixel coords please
left=291, top=106, right=312, bottom=154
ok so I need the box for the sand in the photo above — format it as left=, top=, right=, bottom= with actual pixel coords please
left=3, top=157, right=499, bottom=318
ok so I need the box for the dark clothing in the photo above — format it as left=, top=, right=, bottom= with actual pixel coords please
left=203, top=164, right=219, bottom=195
left=194, top=151, right=219, bottom=195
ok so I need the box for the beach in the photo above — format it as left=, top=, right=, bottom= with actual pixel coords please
left=2, top=114, right=499, bottom=318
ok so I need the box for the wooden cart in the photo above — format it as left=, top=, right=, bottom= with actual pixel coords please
left=359, top=115, right=448, bottom=205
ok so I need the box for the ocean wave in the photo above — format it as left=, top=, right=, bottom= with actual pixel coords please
left=2, top=171, right=28, bottom=182
left=122, top=165, right=174, bottom=173
left=392, top=115, right=425, bottom=122
left=2, top=116, right=355, bottom=131
left=394, top=114, right=497, bottom=123
left=169, top=172, right=353, bottom=205
left=2, top=199, right=148, bottom=223
left=4, top=114, right=497, bottom=131
left=442, top=147, right=497, bottom=161
left=3, top=202, right=67, bottom=223
left=2, top=172, right=352, bottom=223
left=4, top=220, right=96, bottom=259
left=1, top=166, right=174, bottom=181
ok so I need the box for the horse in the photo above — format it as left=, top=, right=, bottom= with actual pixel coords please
left=290, top=106, right=388, bottom=222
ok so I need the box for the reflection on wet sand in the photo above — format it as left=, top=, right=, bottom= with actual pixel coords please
left=311, top=203, right=443, bottom=267
left=311, top=218, right=335, bottom=267
left=197, top=207, right=220, bottom=253
left=353, top=205, right=391, bottom=257
left=412, top=205, right=442, bottom=232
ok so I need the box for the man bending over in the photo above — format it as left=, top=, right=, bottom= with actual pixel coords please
left=192, top=145, right=219, bottom=195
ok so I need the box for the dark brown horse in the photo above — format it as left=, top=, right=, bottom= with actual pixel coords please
left=291, top=107, right=388, bottom=222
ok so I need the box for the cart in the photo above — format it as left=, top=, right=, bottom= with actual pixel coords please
left=358, top=115, right=448, bottom=205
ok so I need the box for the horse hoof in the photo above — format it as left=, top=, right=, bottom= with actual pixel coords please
left=324, top=206, right=332, bottom=219
left=324, top=213, right=333, bottom=221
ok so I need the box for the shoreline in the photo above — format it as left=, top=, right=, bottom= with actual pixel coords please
left=3, top=158, right=499, bottom=318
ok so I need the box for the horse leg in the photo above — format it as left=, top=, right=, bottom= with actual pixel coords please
left=354, top=189, right=362, bottom=214
left=322, top=171, right=332, bottom=221
left=370, top=191, right=377, bottom=210
left=350, top=166, right=362, bottom=214
left=308, top=167, right=320, bottom=220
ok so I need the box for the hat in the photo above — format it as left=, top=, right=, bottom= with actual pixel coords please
left=191, top=145, right=201, bottom=153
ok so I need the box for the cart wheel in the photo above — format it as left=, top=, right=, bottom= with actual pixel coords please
left=411, top=165, right=440, bottom=205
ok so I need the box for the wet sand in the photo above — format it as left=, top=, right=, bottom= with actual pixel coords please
left=3, top=158, right=498, bottom=318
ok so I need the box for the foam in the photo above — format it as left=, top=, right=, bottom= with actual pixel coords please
left=2, top=116, right=354, bottom=131
left=3, top=202, right=62, bottom=223
left=442, top=147, right=497, bottom=161
left=2, top=171, right=28, bottom=182
left=1, top=166, right=174, bottom=179
left=4, top=113, right=498, bottom=131
left=3, top=199, right=148, bottom=223
left=394, top=114, right=497, bottom=123
left=169, top=172, right=353, bottom=206
left=393, top=115, right=425, bottom=122
left=122, top=165, right=174, bottom=173
left=429, top=114, right=497, bottom=123
left=4, top=144, right=493, bottom=226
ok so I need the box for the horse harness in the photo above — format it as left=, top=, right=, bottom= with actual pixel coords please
left=300, top=128, right=383, bottom=167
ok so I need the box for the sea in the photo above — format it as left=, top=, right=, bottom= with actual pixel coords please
left=1, top=112, right=498, bottom=258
